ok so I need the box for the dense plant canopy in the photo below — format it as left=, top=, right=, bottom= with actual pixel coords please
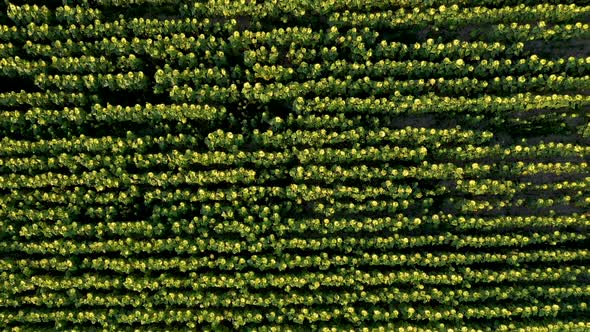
left=0, top=0, right=589, bottom=331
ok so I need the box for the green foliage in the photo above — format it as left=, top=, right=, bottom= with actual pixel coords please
left=0, top=0, right=589, bottom=330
